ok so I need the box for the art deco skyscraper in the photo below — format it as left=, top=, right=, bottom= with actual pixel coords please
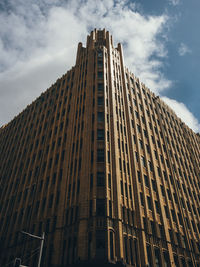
left=0, top=29, right=200, bottom=267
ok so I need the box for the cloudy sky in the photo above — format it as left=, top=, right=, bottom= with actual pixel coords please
left=0, top=0, right=199, bottom=132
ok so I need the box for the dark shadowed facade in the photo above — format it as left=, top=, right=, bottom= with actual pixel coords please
left=0, top=29, right=200, bottom=267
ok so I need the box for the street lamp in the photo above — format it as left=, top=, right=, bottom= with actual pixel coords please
left=20, top=231, right=45, bottom=267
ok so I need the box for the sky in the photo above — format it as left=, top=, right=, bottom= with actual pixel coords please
left=0, top=0, right=199, bottom=132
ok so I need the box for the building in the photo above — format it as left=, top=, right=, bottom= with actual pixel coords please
left=0, top=29, right=200, bottom=267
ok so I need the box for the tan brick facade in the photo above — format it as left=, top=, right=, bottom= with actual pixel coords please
left=0, top=29, right=200, bottom=267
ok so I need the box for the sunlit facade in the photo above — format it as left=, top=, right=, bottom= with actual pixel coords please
left=0, top=29, right=200, bottom=267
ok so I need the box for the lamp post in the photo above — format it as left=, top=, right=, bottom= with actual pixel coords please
left=21, top=231, right=45, bottom=267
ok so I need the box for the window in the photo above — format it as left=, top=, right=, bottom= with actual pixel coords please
left=155, top=201, right=160, bottom=214
left=96, top=199, right=105, bottom=216
left=141, top=156, right=146, bottom=167
left=107, top=151, right=110, bottom=163
left=139, top=139, right=143, bottom=149
left=147, top=197, right=152, bottom=210
left=137, top=124, right=141, bottom=133
left=97, top=129, right=104, bottom=140
left=129, top=185, right=132, bottom=199
left=98, top=60, right=103, bottom=67
left=140, top=193, right=144, bottom=206
left=146, top=244, right=153, bottom=267
left=151, top=221, right=156, bottom=236
left=97, top=172, right=104, bottom=186
left=110, top=231, right=114, bottom=260
left=97, top=51, right=103, bottom=57
left=160, top=185, right=165, bottom=196
left=144, top=175, right=149, bottom=187
left=157, top=167, right=161, bottom=177
left=133, top=239, right=139, bottom=266
left=108, top=174, right=111, bottom=189
left=98, top=96, right=104, bottom=106
left=163, top=251, right=170, bottom=267
left=96, top=230, right=105, bottom=254
left=89, top=200, right=93, bottom=216
left=48, top=194, right=53, bottom=209
left=121, top=180, right=124, bottom=195
left=167, top=189, right=172, bottom=201
left=90, top=174, right=93, bottom=190
left=98, top=72, right=103, bottom=79
left=180, top=257, right=186, bottom=267
left=164, top=206, right=169, bottom=219
left=144, top=129, right=148, bottom=138
left=98, top=112, right=104, bottom=122
left=137, top=171, right=141, bottom=183
left=124, top=236, right=128, bottom=263
left=151, top=180, right=157, bottom=192
left=129, top=239, right=134, bottom=265
left=135, top=152, right=139, bottom=162
left=97, top=149, right=104, bottom=162
left=109, top=200, right=112, bottom=217
left=173, top=254, right=179, bottom=267
left=98, top=83, right=104, bottom=91
left=148, top=161, right=153, bottom=172
left=154, top=248, right=161, bottom=267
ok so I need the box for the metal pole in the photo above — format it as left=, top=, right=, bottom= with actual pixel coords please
left=37, top=232, right=45, bottom=267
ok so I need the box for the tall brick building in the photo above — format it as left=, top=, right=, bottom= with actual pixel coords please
left=0, top=29, right=200, bottom=267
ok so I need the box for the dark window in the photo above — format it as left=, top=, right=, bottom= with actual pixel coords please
left=180, top=257, right=186, bottom=267
left=121, top=180, right=124, bottom=195
left=149, top=161, right=153, bottom=172
left=137, top=171, right=141, bottom=182
left=146, top=244, right=153, bottom=267
left=97, top=129, right=104, bottom=140
left=187, top=259, right=193, bottom=267
left=147, top=197, right=152, bottom=210
left=157, top=167, right=161, bottom=177
left=151, top=221, right=156, bottom=236
left=98, top=72, right=103, bottom=79
left=96, top=230, right=105, bottom=257
left=155, top=201, right=160, bottom=214
left=135, top=152, right=139, bottom=162
left=97, top=149, right=104, bottom=162
left=144, top=175, right=149, bottom=187
left=124, top=236, right=128, bottom=263
left=98, top=96, right=104, bottom=106
left=98, top=112, right=104, bottom=122
left=129, top=239, right=134, bottom=265
left=163, top=251, right=170, bottom=267
left=108, top=174, right=111, bottom=188
left=97, top=51, right=103, bottom=58
left=90, top=174, right=93, bottom=190
left=109, top=200, right=112, bottom=217
left=152, top=180, right=157, bottom=191
left=133, top=239, right=139, bottom=266
left=173, top=254, right=179, bottom=267
left=48, top=194, right=53, bottom=209
left=98, top=60, right=103, bottom=67
left=96, top=199, right=105, bottom=216
left=97, top=172, right=105, bottom=186
left=98, top=83, right=104, bottom=91
left=154, top=248, right=161, bottom=267
left=89, top=200, right=93, bottom=216
left=160, top=185, right=165, bottom=196
left=140, top=193, right=144, bottom=206
left=141, top=156, right=146, bottom=167
left=110, top=231, right=114, bottom=260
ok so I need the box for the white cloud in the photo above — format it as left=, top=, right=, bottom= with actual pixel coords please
left=178, top=42, right=191, bottom=56
left=161, top=97, right=200, bottom=132
left=0, top=0, right=182, bottom=126
left=169, top=0, right=180, bottom=6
